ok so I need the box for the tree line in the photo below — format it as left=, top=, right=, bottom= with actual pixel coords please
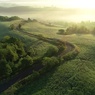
left=0, top=16, right=21, bottom=21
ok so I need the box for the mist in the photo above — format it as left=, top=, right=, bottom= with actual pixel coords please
left=0, top=6, right=95, bottom=22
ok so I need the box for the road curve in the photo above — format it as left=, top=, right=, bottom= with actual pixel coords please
left=0, top=31, right=77, bottom=94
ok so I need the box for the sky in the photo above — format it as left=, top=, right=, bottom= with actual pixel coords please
left=0, top=0, right=95, bottom=9
left=0, top=0, right=95, bottom=22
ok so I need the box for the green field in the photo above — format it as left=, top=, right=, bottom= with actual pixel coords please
left=8, top=34, right=94, bottom=95
left=1, top=19, right=95, bottom=95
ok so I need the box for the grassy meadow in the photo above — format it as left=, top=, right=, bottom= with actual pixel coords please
left=9, top=34, right=95, bottom=95
left=0, top=18, right=95, bottom=95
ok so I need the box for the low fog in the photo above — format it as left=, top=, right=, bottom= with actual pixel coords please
left=0, top=6, right=95, bottom=22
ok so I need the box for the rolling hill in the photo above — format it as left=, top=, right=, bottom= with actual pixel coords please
left=1, top=18, right=95, bottom=95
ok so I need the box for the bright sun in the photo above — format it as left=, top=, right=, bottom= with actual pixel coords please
left=54, top=0, right=95, bottom=9
left=9, top=0, right=95, bottom=9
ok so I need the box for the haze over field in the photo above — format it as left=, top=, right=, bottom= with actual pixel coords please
left=0, top=0, right=95, bottom=22
left=1, top=1, right=95, bottom=95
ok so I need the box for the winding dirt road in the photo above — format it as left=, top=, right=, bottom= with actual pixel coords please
left=0, top=31, right=77, bottom=94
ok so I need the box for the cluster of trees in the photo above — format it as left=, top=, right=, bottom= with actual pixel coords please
left=42, top=56, right=59, bottom=71
left=66, top=25, right=90, bottom=35
left=0, top=16, right=21, bottom=21
left=0, top=34, right=79, bottom=95
left=65, top=25, right=95, bottom=35
left=57, top=25, right=95, bottom=35
left=0, top=36, right=62, bottom=81
left=44, top=46, right=58, bottom=57
left=0, top=35, right=69, bottom=94
left=10, top=24, right=22, bottom=30
left=0, top=36, right=33, bottom=79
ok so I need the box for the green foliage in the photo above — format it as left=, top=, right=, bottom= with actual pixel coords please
left=0, top=16, right=8, bottom=21
left=57, top=29, right=65, bottom=35
left=42, top=57, right=59, bottom=70
left=91, top=27, right=95, bottom=35
left=12, top=34, right=95, bottom=95
left=6, top=45, right=19, bottom=61
left=0, top=36, right=27, bottom=79
left=66, top=25, right=90, bottom=35
left=2, top=19, right=95, bottom=95
left=20, top=55, right=33, bottom=69
left=0, top=59, right=12, bottom=79
left=0, top=16, right=21, bottom=21
left=44, top=46, right=58, bottom=57
left=10, top=24, right=15, bottom=30
left=9, top=16, right=21, bottom=21
left=18, top=24, right=22, bottom=29
left=27, top=48, right=36, bottom=57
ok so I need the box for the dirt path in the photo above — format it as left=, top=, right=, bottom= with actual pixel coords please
left=20, top=30, right=75, bottom=57
left=0, top=31, right=76, bottom=94
left=59, top=42, right=75, bottom=57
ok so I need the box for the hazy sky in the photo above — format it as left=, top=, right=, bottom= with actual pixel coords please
left=0, top=0, right=95, bottom=22
left=0, top=0, right=95, bottom=9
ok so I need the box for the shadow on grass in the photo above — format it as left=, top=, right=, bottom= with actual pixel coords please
left=15, top=66, right=59, bottom=95
left=0, top=23, right=10, bottom=38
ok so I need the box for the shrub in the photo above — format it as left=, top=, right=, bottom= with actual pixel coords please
left=20, top=55, right=33, bottom=70
left=0, top=59, right=12, bottom=79
left=42, top=57, right=59, bottom=70
left=58, top=29, right=65, bottom=35
left=44, top=46, right=58, bottom=57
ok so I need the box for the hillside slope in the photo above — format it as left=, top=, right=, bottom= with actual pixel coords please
left=1, top=20, right=95, bottom=95
left=10, top=21, right=95, bottom=95
left=13, top=34, right=95, bottom=95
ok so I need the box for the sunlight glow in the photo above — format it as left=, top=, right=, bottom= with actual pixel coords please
left=54, top=0, right=95, bottom=9
left=0, top=0, right=95, bottom=22
left=14, top=0, right=95, bottom=9
left=3, top=0, right=95, bottom=9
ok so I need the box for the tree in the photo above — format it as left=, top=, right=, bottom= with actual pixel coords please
left=58, top=29, right=65, bottom=35
left=9, top=16, right=20, bottom=21
left=18, top=24, right=22, bottom=29
left=27, top=48, right=36, bottom=57
left=6, top=45, right=19, bottom=62
left=42, top=57, right=59, bottom=70
left=66, top=25, right=89, bottom=35
left=44, top=46, right=58, bottom=57
left=91, top=27, right=95, bottom=35
left=66, top=25, right=78, bottom=35
left=20, top=55, right=33, bottom=70
left=28, top=18, right=31, bottom=22
left=0, top=59, right=12, bottom=79
left=77, top=26, right=89, bottom=34
left=10, top=24, right=15, bottom=30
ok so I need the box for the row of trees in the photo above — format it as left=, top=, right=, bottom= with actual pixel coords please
left=0, top=16, right=21, bottom=21
left=66, top=25, right=90, bottom=34
left=58, top=25, right=95, bottom=35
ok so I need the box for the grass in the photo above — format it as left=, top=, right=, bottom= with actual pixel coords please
left=22, top=21, right=63, bottom=38
left=1, top=20, right=95, bottom=95
left=8, top=34, right=95, bottom=95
